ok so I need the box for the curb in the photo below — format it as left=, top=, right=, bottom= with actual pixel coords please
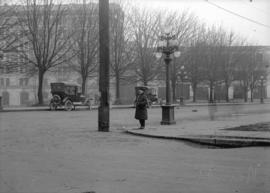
left=125, top=130, right=270, bottom=148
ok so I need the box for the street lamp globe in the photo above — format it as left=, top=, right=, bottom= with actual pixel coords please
left=174, top=50, right=181, bottom=58
left=155, top=52, right=163, bottom=59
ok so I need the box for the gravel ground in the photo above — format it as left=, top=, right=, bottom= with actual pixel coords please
left=1, top=109, right=270, bottom=193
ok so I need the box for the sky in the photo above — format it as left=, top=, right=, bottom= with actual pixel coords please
left=127, top=0, right=270, bottom=46
left=3, top=0, right=269, bottom=45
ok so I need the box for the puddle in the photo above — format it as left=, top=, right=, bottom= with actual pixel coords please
left=223, top=122, right=270, bottom=132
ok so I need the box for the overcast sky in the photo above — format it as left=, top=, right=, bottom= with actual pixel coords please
left=4, top=0, right=269, bottom=45
left=126, top=0, right=270, bottom=46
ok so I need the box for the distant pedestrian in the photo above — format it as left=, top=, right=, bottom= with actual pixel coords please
left=134, top=89, right=148, bottom=129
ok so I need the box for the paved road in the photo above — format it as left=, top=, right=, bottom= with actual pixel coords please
left=0, top=105, right=270, bottom=193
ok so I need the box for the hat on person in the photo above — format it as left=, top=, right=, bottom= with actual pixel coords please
left=138, top=89, right=144, bottom=94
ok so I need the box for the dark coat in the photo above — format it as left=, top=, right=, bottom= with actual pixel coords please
left=135, top=94, right=148, bottom=120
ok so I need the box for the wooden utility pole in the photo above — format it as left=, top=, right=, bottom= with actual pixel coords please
left=98, top=0, right=110, bottom=132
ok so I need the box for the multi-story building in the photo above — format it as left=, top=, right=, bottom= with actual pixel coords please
left=0, top=2, right=123, bottom=107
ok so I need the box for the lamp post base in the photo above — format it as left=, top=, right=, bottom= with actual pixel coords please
left=160, top=105, right=176, bottom=125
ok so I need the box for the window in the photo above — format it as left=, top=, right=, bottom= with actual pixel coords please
left=2, top=91, right=9, bottom=106
left=20, top=91, right=29, bottom=105
left=19, top=78, right=28, bottom=86
left=6, top=78, right=10, bottom=87
left=0, top=78, right=4, bottom=86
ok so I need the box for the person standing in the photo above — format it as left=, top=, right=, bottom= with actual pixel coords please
left=134, top=89, right=148, bottom=129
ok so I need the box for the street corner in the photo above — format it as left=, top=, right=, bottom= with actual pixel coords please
left=125, top=124, right=270, bottom=148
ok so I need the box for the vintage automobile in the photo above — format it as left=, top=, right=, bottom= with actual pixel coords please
left=49, top=82, right=91, bottom=111
left=134, top=86, right=158, bottom=107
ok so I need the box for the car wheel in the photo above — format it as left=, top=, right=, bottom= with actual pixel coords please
left=64, top=100, right=73, bottom=111
left=52, top=94, right=61, bottom=105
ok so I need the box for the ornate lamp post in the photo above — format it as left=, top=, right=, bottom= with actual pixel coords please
left=260, top=75, right=265, bottom=104
left=0, top=50, right=3, bottom=110
left=155, top=30, right=180, bottom=125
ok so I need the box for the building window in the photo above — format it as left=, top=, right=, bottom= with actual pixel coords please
left=2, top=91, right=9, bottom=106
left=6, top=78, right=10, bottom=87
left=20, top=91, right=29, bottom=105
left=0, top=78, right=4, bottom=86
left=19, top=78, right=28, bottom=86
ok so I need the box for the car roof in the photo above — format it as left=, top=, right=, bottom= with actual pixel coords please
left=51, top=82, right=81, bottom=87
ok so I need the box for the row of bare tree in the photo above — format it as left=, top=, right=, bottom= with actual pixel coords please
left=0, top=0, right=268, bottom=105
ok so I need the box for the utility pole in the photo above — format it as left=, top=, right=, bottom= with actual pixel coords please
left=98, top=0, right=110, bottom=132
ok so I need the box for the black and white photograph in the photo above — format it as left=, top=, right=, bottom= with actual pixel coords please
left=0, top=0, right=270, bottom=192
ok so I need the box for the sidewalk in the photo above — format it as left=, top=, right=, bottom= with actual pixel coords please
left=126, top=112, right=270, bottom=148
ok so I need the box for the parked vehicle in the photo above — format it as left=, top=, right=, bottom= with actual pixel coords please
left=134, top=86, right=158, bottom=107
left=49, top=82, right=91, bottom=111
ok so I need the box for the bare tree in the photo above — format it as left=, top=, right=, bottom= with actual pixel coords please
left=129, top=8, right=161, bottom=86
left=16, top=0, right=73, bottom=105
left=0, top=5, right=23, bottom=73
left=69, top=1, right=98, bottom=95
left=110, top=2, right=136, bottom=104
left=218, top=33, right=249, bottom=102
left=198, top=25, right=229, bottom=103
left=235, top=45, right=265, bottom=102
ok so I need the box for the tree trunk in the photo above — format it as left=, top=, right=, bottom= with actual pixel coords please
left=244, top=86, right=248, bottom=102
left=225, top=84, right=230, bottom=103
left=114, top=73, right=121, bottom=104
left=250, top=86, right=254, bottom=103
left=81, top=76, right=87, bottom=95
left=37, top=70, right=45, bottom=105
left=192, top=83, right=197, bottom=102
left=209, top=82, right=214, bottom=103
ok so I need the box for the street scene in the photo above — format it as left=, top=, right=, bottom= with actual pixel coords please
left=1, top=0, right=270, bottom=192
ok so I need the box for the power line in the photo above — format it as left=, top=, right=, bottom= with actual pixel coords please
left=205, top=0, right=270, bottom=29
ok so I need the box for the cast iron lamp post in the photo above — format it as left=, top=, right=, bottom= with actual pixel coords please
left=0, top=50, right=3, bottom=110
left=260, top=75, right=265, bottom=104
left=155, top=30, right=180, bottom=125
